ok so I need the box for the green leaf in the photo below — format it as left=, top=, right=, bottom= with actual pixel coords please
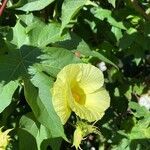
left=129, top=123, right=150, bottom=139
left=7, top=20, right=30, bottom=48
left=0, top=81, right=18, bottom=113
left=19, top=113, right=52, bottom=150
left=8, top=0, right=28, bottom=8
left=111, top=138, right=130, bottom=150
left=39, top=47, right=81, bottom=77
left=25, top=21, right=57, bottom=47
left=37, top=23, right=69, bottom=47
left=19, top=129, right=37, bottom=150
left=0, top=45, right=41, bottom=83
left=1, top=20, right=73, bottom=80
left=129, top=101, right=150, bottom=118
left=133, top=84, right=145, bottom=95
left=60, top=0, right=89, bottom=33
left=19, top=114, right=40, bottom=150
left=86, top=51, right=118, bottom=69
left=17, top=0, right=55, bottom=11
left=18, top=13, right=39, bottom=26
left=119, top=28, right=137, bottom=49
left=77, top=41, right=118, bottom=68
left=47, top=138, right=62, bottom=150
left=24, top=74, right=66, bottom=139
left=7, top=19, right=67, bottom=48
left=123, top=102, right=150, bottom=139
left=108, top=0, right=116, bottom=8
left=41, top=138, right=62, bottom=150
left=111, top=26, right=123, bottom=42
left=1, top=20, right=79, bottom=81
left=55, top=33, right=118, bottom=68
left=92, top=7, right=126, bottom=30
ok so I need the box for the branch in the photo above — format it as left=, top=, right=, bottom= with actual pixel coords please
left=0, top=0, right=8, bottom=16
left=130, top=0, right=150, bottom=21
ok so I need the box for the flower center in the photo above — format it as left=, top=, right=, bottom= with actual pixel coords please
left=71, top=85, right=86, bottom=105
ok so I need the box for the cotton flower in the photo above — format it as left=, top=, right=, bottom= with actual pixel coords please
left=0, top=127, right=11, bottom=150
left=97, top=62, right=107, bottom=72
left=138, top=92, right=150, bottom=110
left=52, top=63, right=110, bottom=124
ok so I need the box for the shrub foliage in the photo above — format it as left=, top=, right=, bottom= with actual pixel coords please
left=0, top=0, right=150, bottom=149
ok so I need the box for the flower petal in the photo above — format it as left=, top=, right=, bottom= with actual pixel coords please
left=52, top=79, right=71, bottom=124
left=69, top=88, right=110, bottom=122
left=77, top=64, right=104, bottom=94
left=57, top=64, right=80, bottom=85
left=85, top=88, right=110, bottom=121
left=57, top=63, right=104, bottom=92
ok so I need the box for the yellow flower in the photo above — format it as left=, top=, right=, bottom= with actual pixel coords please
left=0, top=127, right=11, bottom=150
left=52, top=63, right=110, bottom=124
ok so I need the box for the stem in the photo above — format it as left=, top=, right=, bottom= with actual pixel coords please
left=0, top=0, right=7, bottom=16
left=130, top=0, right=150, bottom=21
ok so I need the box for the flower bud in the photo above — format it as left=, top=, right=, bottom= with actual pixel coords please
left=72, top=121, right=101, bottom=149
left=0, top=127, right=11, bottom=149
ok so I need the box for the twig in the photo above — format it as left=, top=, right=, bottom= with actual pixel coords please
left=130, top=0, right=150, bottom=21
left=0, top=0, right=7, bottom=16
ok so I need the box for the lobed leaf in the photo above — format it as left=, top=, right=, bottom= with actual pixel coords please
left=0, top=81, right=18, bottom=113
left=24, top=77, right=66, bottom=139
left=17, top=0, right=55, bottom=11
left=60, top=0, right=89, bottom=34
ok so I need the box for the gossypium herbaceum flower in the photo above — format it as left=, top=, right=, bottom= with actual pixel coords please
left=52, top=63, right=110, bottom=124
